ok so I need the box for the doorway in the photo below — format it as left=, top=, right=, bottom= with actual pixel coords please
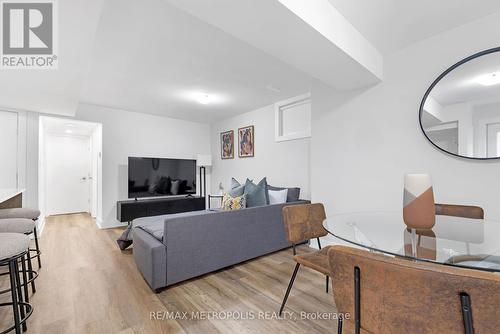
left=39, top=117, right=102, bottom=223
left=486, top=122, right=500, bottom=158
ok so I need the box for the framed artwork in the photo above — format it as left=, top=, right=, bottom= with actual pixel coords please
left=238, top=125, right=254, bottom=158
left=220, top=130, right=234, bottom=159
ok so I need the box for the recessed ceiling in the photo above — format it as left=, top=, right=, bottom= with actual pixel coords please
left=328, top=0, right=500, bottom=55
left=79, top=0, right=315, bottom=123
left=430, top=51, right=500, bottom=106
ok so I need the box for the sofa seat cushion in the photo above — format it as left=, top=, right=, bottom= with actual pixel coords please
left=132, top=210, right=215, bottom=242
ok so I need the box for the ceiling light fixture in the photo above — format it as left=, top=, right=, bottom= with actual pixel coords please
left=178, top=90, right=227, bottom=106
left=194, top=93, right=212, bottom=105
left=65, top=129, right=73, bottom=134
left=476, top=71, right=500, bottom=86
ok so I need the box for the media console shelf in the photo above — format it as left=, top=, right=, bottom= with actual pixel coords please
left=117, top=196, right=205, bottom=223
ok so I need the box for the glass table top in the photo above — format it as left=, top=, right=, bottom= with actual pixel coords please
left=323, top=211, right=500, bottom=273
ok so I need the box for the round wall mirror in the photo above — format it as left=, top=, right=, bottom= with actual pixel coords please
left=420, top=47, right=500, bottom=159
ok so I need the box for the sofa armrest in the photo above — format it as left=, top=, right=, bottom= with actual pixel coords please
left=132, top=228, right=167, bottom=291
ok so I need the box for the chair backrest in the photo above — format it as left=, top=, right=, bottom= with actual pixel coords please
left=435, top=203, right=484, bottom=219
left=328, top=245, right=500, bottom=334
left=282, top=203, right=327, bottom=245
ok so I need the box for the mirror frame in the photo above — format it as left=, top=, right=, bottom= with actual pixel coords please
left=419, top=46, right=500, bottom=160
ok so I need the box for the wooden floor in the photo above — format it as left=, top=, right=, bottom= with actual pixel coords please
left=0, top=213, right=339, bottom=333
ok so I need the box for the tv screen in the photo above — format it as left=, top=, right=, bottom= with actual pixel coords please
left=128, top=157, right=197, bottom=199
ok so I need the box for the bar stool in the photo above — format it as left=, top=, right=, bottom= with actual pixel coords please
left=0, top=219, right=39, bottom=294
left=0, top=208, right=41, bottom=269
left=0, top=233, right=33, bottom=334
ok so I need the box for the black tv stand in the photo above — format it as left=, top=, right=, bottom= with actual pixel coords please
left=117, top=196, right=205, bottom=223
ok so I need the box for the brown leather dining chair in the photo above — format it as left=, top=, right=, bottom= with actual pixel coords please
left=435, top=203, right=496, bottom=269
left=328, top=245, right=500, bottom=334
left=279, top=203, right=331, bottom=316
left=435, top=203, right=484, bottom=219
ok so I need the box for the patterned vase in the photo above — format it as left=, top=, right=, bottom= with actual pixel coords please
left=403, top=174, right=436, bottom=229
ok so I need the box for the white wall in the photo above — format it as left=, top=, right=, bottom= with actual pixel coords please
left=0, top=111, right=19, bottom=188
left=75, top=104, right=211, bottom=228
left=0, top=110, right=39, bottom=208
left=210, top=103, right=310, bottom=199
left=311, top=12, right=500, bottom=221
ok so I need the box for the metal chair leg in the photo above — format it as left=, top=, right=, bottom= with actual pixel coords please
left=21, top=255, right=30, bottom=306
left=15, top=260, right=27, bottom=333
left=14, top=259, right=27, bottom=332
left=26, top=252, right=35, bottom=293
left=460, top=292, right=474, bottom=334
left=33, top=226, right=41, bottom=269
left=9, top=260, right=21, bottom=334
left=337, top=314, right=343, bottom=334
left=354, top=267, right=361, bottom=334
left=279, top=263, right=300, bottom=316
left=326, top=275, right=329, bottom=293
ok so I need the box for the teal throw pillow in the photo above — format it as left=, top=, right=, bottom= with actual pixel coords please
left=244, top=177, right=268, bottom=207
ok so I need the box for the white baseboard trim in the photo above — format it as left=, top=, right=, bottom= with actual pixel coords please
left=95, top=217, right=103, bottom=229
left=36, top=215, right=46, bottom=237
left=96, top=219, right=126, bottom=229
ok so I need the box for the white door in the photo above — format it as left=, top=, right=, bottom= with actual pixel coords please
left=45, top=134, right=91, bottom=215
left=486, top=122, right=500, bottom=158
left=0, top=111, right=18, bottom=188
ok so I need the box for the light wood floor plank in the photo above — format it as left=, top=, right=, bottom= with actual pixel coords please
left=0, top=213, right=339, bottom=333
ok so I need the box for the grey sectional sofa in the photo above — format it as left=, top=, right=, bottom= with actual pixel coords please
left=132, top=200, right=309, bottom=291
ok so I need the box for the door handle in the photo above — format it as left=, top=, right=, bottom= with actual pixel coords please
left=81, top=177, right=87, bottom=181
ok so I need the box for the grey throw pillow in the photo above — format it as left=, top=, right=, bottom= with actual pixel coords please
left=244, top=177, right=268, bottom=207
left=229, top=177, right=245, bottom=197
left=267, top=185, right=301, bottom=202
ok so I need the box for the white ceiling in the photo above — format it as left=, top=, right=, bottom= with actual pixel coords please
left=79, top=0, right=316, bottom=123
left=328, top=0, right=500, bottom=55
left=431, top=51, right=500, bottom=106
left=3, top=0, right=500, bottom=123
left=163, top=0, right=383, bottom=91
left=0, top=0, right=104, bottom=116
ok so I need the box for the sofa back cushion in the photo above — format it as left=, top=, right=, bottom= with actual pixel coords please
left=267, top=185, right=301, bottom=202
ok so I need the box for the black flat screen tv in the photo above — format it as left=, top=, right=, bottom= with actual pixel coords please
left=128, top=157, right=197, bottom=199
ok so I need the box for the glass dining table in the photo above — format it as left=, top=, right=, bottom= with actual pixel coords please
left=323, top=211, right=500, bottom=273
